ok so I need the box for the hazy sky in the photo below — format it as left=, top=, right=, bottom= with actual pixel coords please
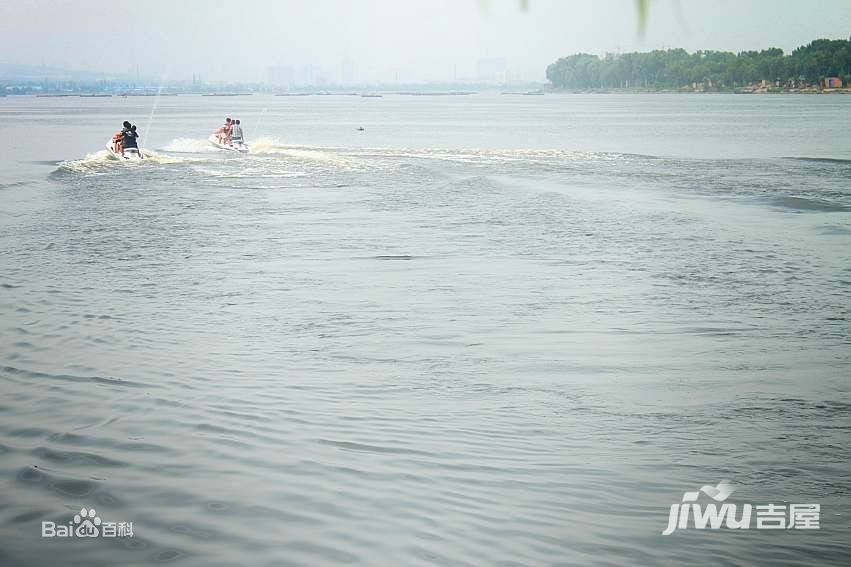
left=1, top=0, right=850, bottom=83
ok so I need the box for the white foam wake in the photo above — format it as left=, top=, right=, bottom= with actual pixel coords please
left=161, top=137, right=219, bottom=153
left=57, top=148, right=194, bottom=173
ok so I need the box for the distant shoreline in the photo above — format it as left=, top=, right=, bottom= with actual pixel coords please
left=4, top=88, right=850, bottom=99
left=548, top=87, right=851, bottom=95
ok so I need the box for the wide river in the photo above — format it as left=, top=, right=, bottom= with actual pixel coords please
left=0, top=93, right=849, bottom=566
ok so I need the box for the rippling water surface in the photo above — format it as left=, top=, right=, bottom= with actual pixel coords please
left=1, top=94, right=850, bottom=565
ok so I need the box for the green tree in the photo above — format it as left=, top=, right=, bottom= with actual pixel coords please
left=547, top=38, right=851, bottom=90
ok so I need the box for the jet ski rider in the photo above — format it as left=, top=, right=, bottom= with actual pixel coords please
left=216, top=118, right=233, bottom=144
left=112, top=121, right=131, bottom=155
left=230, top=119, right=244, bottom=145
left=122, top=125, right=140, bottom=156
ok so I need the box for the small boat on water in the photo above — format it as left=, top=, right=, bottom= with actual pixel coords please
left=105, top=139, right=144, bottom=161
left=208, top=134, right=249, bottom=153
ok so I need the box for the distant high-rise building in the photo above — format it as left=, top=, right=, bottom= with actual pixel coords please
left=477, top=57, right=507, bottom=83
left=267, top=64, right=327, bottom=88
left=340, top=60, right=357, bottom=85
left=295, top=65, right=317, bottom=86
left=267, top=65, right=295, bottom=87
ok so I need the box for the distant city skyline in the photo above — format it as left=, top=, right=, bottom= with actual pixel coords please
left=1, top=1, right=850, bottom=83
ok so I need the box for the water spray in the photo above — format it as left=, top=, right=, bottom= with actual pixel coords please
left=142, top=78, right=166, bottom=156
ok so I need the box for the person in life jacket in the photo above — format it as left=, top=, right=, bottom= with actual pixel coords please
left=122, top=125, right=140, bottom=155
left=215, top=118, right=232, bottom=144
left=224, top=118, right=233, bottom=143
left=230, top=119, right=244, bottom=145
left=113, top=121, right=131, bottom=155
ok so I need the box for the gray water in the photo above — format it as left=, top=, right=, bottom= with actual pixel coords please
left=0, top=93, right=849, bottom=566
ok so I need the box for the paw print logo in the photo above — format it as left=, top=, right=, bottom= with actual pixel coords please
left=73, top=508, right=101, bottom=537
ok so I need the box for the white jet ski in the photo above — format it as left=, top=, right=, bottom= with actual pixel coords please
left=105, top=140, right=145, bottom=161
left=208, top=134, right=249, bottom=153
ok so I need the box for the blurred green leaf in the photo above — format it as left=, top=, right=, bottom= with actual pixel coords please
left=636, top=0, right=649, bottom=36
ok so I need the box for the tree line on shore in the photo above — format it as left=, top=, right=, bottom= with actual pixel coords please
left=546, top=38, right=851, bottom=90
